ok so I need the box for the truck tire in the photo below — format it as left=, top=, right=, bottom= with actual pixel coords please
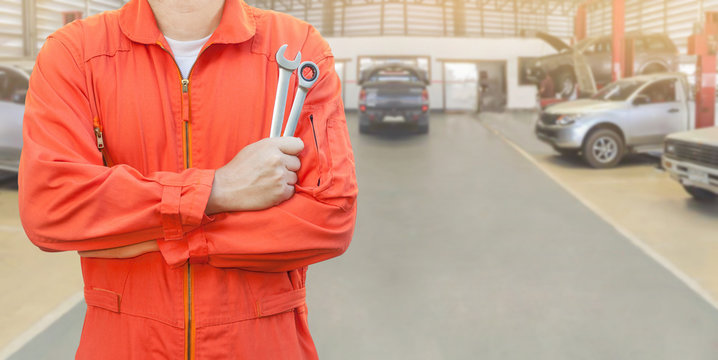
left=555, top=70, right=576, bottom=99
left=683, top=186, right=717, bottom=202
left=359, top=123, right=371, bottom=134
left=582, top=129, right=624, bottom=168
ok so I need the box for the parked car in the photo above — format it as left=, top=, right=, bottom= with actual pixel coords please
left=525, top=31, right=678, bottom=98
left=663, top=127, right=718, bottom=202
left=535, top=73, right=693, bottom=168
left=358, top=64, right=430, bottom=134
left=0, top=64, right=31, bottom=172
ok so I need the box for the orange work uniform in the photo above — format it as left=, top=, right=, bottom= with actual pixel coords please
left=18, top=0, right=357, bottom=358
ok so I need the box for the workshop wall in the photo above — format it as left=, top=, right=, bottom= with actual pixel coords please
left=0, top=0, right=126, bottom=59
left=327, top=36, right=557, bottom=110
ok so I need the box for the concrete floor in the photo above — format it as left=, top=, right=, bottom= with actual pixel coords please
left=3, top=112, right=718, bottom=359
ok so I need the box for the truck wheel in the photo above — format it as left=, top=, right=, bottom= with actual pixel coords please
left=582, top=129, right=624, bottom=168
left=359, top=123, right=371, bottom=134
left=683, top=186, right=717, bottom=202
left=555, top=70, right=576, bottom=99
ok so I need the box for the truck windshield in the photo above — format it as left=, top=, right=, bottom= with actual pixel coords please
left=592, top=80, right=646, bottom=101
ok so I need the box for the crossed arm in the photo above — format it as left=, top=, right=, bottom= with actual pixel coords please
left=20, top=36, right=357, bottom=272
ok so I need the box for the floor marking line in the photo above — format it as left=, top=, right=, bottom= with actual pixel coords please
left=0, top=225, right=24, bottom=233
left=479, top=119, right=718, bottom=312
left=0, top=291, right=83, bottom=360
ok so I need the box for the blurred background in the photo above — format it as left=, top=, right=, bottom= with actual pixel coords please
left=1, top=0, right=718, bottom=359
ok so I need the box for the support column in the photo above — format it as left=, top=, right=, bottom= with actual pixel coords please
left=689, top=12, right=718, bottom=128
left=22, top=0, right=37, bottom=58
left=453, top=0, right=465, bottom=37
left=322, top=0, right=335, bottom=37
left=611, top=0, right=625, bottom=81
left=575, top=4, right=586, bottom=42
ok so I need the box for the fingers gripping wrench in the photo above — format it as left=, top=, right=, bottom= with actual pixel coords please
left=270, top=45, right=301, bottom=138
left=283, top=62, right=320, bottom=137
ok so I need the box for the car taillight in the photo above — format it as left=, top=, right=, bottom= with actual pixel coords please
left=421, top=105, right=429, bottom=112
left=359, top=89, right=367, bottom=102
left=360, top=105, right=367, bottom=112
left=422, top=89, right=429, bottom=102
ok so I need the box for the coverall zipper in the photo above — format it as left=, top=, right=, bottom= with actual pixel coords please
left=157, top=40, right=214, bottom=360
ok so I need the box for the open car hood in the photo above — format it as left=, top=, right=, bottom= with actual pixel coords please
left=521, top=30, right=571, bottom=52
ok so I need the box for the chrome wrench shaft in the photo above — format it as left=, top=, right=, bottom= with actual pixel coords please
left=270, top=44, right=301, bottom=138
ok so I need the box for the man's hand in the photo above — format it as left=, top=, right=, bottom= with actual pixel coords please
left=205, top=137, right=304, bottom=214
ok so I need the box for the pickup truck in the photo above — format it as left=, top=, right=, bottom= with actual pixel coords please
left=663, top=127, right=718, bottom=202
left=535, top=73, right=697, bottom=168
left=357, top=64, right=430, bottom=134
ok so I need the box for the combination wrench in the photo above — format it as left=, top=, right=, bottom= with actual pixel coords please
left=270, top=44, right=301, bottom=138
left=283, top=62, right=320, bottom=137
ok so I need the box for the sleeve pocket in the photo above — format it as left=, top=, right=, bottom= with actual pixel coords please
left=295, top=98, right=357, bottom=211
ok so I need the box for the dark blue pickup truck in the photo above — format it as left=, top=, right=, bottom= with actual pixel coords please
left=358, top=64, right=430, bottom=134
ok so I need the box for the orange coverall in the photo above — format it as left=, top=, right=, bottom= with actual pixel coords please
left=18, top=0, right=357, bottom=358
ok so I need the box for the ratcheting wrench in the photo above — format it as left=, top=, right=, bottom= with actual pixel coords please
left=283, top=62, right=320, bottom=137
left=270, top=44, right=301, bottom=138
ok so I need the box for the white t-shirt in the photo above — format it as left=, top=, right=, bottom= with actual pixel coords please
left=165, top=34, right=212, bottom=79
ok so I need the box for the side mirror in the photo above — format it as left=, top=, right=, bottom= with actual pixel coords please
left=633, top=94, right=651, bottom=106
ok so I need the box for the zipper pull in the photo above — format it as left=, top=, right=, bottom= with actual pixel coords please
left=94, top=127, right=105, bottom=150
left=182, top=79, right=189, bottom=93
left=92, top=117, right=105, bottom=150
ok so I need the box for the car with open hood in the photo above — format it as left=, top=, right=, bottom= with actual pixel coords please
left=524, top=31, right=678, bottom=99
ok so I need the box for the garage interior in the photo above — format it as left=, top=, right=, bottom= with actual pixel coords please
left=0, top=0, right=717, bottom=359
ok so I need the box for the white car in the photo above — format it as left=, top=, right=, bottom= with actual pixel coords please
left=0, top=64, right=32, bottom=172
left=663, top=127, right=718, bottom=202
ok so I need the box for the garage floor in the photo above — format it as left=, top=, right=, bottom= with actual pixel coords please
left=3, top=112, right=718, bottom=359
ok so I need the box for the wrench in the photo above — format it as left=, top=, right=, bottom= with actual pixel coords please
left=283, top=61, right=320, bottom=137
left=270, top=44, right=301, bottom=138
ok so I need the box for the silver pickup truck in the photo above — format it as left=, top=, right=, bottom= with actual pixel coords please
left=535, top=73, right=694, bottom=168
left=663, top=127, right=718, bottom=202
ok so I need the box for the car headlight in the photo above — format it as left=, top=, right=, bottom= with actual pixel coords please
left=556, top=114, right=582, bottom=126
left=665, top=142, right=677, bottom=155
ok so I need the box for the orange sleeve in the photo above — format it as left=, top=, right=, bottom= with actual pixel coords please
left=19, top=37, right=215, bottom=258
left=158, top=52, right=358, bottom=272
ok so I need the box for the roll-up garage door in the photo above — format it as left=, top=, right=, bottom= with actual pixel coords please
left=588, top=0, right=718, bottom=54
left=35, top=0, right=125, bottom=52
left=0, top=0, right=24, bottom=58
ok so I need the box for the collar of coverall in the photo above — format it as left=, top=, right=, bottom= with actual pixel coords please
left=119, top=0, right=257, bottom=46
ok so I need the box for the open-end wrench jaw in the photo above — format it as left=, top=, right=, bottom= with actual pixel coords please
left=275, top=44, right=301, bottom=70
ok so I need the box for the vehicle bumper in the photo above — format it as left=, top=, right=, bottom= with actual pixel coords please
left=534, top=121, right=586, bottom=149
left=360, top=109, right=428, bottom=127
left=663, top=155, right=718, bottom=194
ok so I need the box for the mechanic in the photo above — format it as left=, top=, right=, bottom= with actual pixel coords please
left=18, top=0, right=357, bottom=358
left=538, top=69, right=555, bottom=99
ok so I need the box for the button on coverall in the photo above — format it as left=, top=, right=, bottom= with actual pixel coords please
left=18, top=0, right=357, bottom=358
